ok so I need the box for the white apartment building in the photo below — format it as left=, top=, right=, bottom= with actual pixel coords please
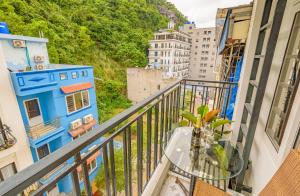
left=148, top=29, right=191, bottom=79
left=180, top=23, right=217, bottom=80
left=0, top=45, right=35, bottom=193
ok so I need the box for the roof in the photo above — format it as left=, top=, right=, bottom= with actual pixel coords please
left=0, top=34, right=48, bottom=43
left=61, top=82, right=93, bottom=94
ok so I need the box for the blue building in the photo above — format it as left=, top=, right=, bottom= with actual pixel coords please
left=0, top=33, right=101, bottom=194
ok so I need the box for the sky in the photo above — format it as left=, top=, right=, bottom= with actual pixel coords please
left=168, top=0, right=252, bottom=28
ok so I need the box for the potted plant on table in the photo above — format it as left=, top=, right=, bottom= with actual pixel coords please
left=180, top=105, right=232, bottom=151
left=180, top=105, right=233, bottom=173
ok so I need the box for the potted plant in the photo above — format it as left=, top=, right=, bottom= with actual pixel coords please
left=180, top=105, right=232, bottom=149
left=180, top=105, right=232, bottom=173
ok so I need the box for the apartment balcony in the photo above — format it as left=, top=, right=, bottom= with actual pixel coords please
left=26, top=117, right=64, bottom=148
left=0, top=79, right=253, bottom=196
left=0, top=121, right=17, bottom=151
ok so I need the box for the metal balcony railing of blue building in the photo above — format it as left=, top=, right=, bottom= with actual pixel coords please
left=0, top=118, right=17, bottom=151
left=0, top=79, right=237, bottom=196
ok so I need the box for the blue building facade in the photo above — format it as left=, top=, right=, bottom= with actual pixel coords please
left=0, top=33, right=101, bottom=194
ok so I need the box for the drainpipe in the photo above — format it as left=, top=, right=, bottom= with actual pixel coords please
left=0, top=118, right=8, bottom=142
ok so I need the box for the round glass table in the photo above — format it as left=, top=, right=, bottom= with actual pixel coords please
left=163, top=127, right=243, bottom=195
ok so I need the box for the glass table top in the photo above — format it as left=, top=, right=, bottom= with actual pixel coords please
left=163, top=127, right=244, bottom=181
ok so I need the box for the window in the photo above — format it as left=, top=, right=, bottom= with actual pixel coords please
left=37, top=144, right=50, bottom=159
left=66, top=90, right=90, bottom=114
left=155, top=44, right=158, bottom=48
left=0, top=163, right=17, bottom=182
left=81, top=70, right=88, bottom=77
left=203, top=38, right=206, bottom=42
left=154, top=51, right=158, bottom=56
left=266, top=12, right=300, bottom=148
left=208, top=31, right=211, bottom=35
left=71, top=72, right=78, bottom=79
left=60, top=73, right=67, bottom=80
left=78, top=151, right=98, bottom=182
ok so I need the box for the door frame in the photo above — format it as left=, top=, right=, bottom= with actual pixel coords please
left=23, top=98, right=43, bottom=127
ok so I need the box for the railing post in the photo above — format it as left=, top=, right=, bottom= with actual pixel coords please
left=159, top=94, right=165, bottom=160
left=181, top=80, right=186, bottom=113
left=154, top=103, right=159, bottom=168
left=103, top=145, right=111, bottom=196
left=137, top=116, right=143, bottom=196
left=123, top=130, right=129, bottom=196
left=81, top=161, right=92, bottom=196
left=146, top=108, right=152, bottom=181
left=109, top=141, right=117, bottom=196
left=71, top=153, right=81, bottom=196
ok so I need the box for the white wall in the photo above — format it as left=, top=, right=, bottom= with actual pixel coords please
left=0, top=43, right=33, bottom=172
left=232, top=0, right=300, bottom=194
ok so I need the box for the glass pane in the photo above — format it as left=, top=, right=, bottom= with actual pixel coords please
left=0, top=163, right=16, bottom=180
left=266, top=12, right=300, bottom=147
left=25, top=99, right=41, bottom=119
left=74, top=92, right=83, bottom=110
left=37, top=144, right=50, bottom=159
left=82, top=91, right=89, bottom=107
left=66, top=95, right=75, bottom=113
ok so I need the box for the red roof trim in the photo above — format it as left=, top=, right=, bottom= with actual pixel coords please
left=77, top=151, right=100, bottom=172
left=61, top=82, right=93, bottom=94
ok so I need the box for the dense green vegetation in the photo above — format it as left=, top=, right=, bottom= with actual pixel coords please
left=0, top=0, right=186, bottom=121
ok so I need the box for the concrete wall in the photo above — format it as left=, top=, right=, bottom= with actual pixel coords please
left=232, top=0, right=300, bottom=194
left=127, top=68, right=177, bottom=103
left=0, top=42, right=33, bottom=173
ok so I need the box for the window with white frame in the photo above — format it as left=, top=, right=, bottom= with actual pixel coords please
left=266, top=12, right=300, bottom=148
left=0, top=163, right=17, bottom=182
left=78, top=149, right=98, bottom=181
left=71, top=72, right=78, bottom=79
left=66, top=90, right=90, bottom=114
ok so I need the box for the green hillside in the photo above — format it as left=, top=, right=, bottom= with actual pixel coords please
left=0, top=0, right=186, bottom=121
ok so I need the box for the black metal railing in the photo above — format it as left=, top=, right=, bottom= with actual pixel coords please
left=0, top=79, right=237, bottom=196
left=0, top=119, right=17, bottom=151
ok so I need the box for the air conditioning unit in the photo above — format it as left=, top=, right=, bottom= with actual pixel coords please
left=71, top=119, right=82, bottom=130
left=34, top=55, right=45, bottom=63
left=83, top=114, right=93, bottom=124
left=12, top=40, right=26, bottom=48
left=35, top=64, right=45, bottom=70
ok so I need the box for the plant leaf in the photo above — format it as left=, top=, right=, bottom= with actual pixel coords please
left=213, top=144, right=229, bottom=175
left=197, top=105, right=209, bottom=118
left=181, top=111, right=197, bottom=123
left=179, top=120, right=189, bottom=127
left=204, top=109, right=220, bottom=122
left=211, top=119, right=232, bottom=129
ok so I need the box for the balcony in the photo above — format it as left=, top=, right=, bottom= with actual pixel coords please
left=0, top=120, right=17, bottom=151
left=26, top=118, right=64, bottom=148
left=0, top=79, right=245, bottom=195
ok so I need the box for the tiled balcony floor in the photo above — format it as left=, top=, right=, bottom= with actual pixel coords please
left=159, top=172, right=190, bottom=196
